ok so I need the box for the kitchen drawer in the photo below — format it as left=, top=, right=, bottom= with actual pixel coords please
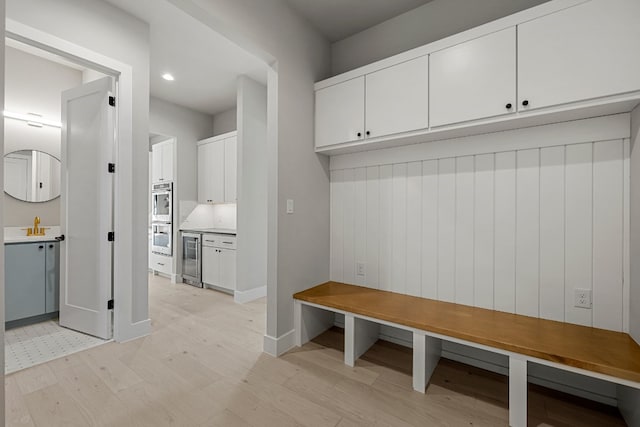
left=202, top=234, right=236, bottom=249
left=150, top=253, right=172, bottom=275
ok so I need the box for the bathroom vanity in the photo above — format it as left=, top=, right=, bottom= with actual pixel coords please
left=5, top=227, right=61, bottom=327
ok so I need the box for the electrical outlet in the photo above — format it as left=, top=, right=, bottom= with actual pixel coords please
left=356, top=262, right=365, bottom=276
left=574, top=289, right=592, bottom=309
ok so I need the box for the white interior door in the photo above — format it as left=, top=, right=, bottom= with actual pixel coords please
left=60, top=76, right=114, bottom=339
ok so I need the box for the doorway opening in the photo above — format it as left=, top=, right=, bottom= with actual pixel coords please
left=3, top=35, right=117, bottom=373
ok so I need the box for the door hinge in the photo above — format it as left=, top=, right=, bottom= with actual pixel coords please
left=108, top=163, right=116, bottom=173
left=108, top=232, right=115, bottom=242
left=107, top=299, right=114, bottom=310
left=108, top=96, right=116, bottom=107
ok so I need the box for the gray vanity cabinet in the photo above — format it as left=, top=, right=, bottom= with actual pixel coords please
left=5, top=242, right=59, bottom=323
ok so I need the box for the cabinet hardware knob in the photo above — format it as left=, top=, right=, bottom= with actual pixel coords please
left=506, top=103, right=512, bottom=109
left=38, top=245, right=44, bottom=249
left=357, top=132, right=362, bottom=138
left=522, top=100, right=529, bottom=107
left=366, top=131, right=371, bottom=136
left=49, top=244, right=54, bottom=249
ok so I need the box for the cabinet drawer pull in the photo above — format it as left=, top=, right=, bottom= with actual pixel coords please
left=157, top=263, right=165, bottom=266
left=522, top=100, right=529, bottom=107
left=222, top=241, right=233, bottom=244
left=38, top=245, right=44, bottom=249
left=506, top=103, right=512, bottom=109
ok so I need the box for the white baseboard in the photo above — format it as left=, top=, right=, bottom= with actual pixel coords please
left=171, top=274, right=180, bottom=284
left=263, top=329, right=295, bottom=357
left=234, top=286, right=267, bottom=304
left=115, top=318, right=151, bottom=343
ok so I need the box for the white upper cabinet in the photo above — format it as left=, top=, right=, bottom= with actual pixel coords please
left=152, top=140, right=173, bottom=183
left=224, top=136, right=237, bottom=203
left=518, top=0, right=640, bottom=111
left=197, top=132, right=237, bottom=204
left=365, top=56, right=429, bottom=138
left=430, top=27, right=516, bottom=127
left=315, top=77, right=365, bottom=148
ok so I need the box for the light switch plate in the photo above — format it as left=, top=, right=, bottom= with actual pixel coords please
left=356, top=262, right=365, bottom=276
left=286, top=199, right=294, bottom=214
left=574, top=289, right=592, bottom=309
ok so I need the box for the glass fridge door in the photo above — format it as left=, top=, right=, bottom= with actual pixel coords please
left=182, top=234, right=200, bottom=280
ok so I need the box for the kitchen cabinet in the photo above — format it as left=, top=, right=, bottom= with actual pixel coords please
left=315, top=56, right=429, bottom=148
left=150, top=252, right=173, bottom=276
left=518, top=0, right=640, bottom=111
left=5, top=242, right=59, bottom=323
left=152, top=139, right=174, bottom=183
left=197, top=132, right=237, bottom=204
left=430, top=27, right=516, bottom=127
left=202, top=234, right=236, bottom=292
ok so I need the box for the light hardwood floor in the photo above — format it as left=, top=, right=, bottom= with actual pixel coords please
left=5, top=274, right=626, bottom=426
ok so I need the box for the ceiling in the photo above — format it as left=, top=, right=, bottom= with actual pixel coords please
left=285, top=0, right=436, bottom=42
left=104, top=0, right=267, bottom=116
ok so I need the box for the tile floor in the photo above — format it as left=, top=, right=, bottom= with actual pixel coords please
left=5, top=320, right=109, bottom=374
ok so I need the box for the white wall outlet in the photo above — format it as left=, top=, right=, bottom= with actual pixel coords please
left=574, top=289, right=592, bottom=309
left=356, top=262, right=365, bottom=276
left=286, top=199, right=294, bottom=214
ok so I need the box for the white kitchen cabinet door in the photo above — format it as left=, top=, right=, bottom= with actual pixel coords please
left=430, top=27, right=516, bottom=127
left=224, top=136, right=237, bottom=202
left=202, top=246, right=219, bottom=287
left=315, top=77, right=365, bottom=148
left=160, top=142, right=174, bottom=182
left=518, top=0, right=640, bottom=111
left=152, top=144, right=163, bottom=183
left=219, top=249, right=236, bottom=291
left=365, top=56, right=429, bottom=138
left=197, top=141, right=224, bottom=203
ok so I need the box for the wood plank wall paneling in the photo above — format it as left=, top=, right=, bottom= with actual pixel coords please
left=329, top=139, right=628, bottom=331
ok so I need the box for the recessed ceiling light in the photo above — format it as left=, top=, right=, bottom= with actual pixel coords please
left=162, top=73, right=175, bottom=81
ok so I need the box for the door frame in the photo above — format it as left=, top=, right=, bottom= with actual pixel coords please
left=6, top=19, right=150, bottom=342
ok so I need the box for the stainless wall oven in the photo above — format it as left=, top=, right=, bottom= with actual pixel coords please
left=152, top=222, right=172, bottom=256
left=152, top=182, right=173, bottom=223
left=181, top=232, right=202, bottom=287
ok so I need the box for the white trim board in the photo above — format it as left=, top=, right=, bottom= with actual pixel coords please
left=263, top=330, right=295, bottom=357
left=234, top=286, right=267, bottom=304
left=330, top=113, right=630, bottom=171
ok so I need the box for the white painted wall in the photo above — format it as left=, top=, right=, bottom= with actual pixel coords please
left=331, top=0, right=550, bottom=75
left=213, top=107, right=237, bottom=136
left=630, top=104, right=640, bottom=345
left=0, top=0, right=6, bottom=419
left=236, top=76, right=267, bottom=296
left=7, top=0, right=152, bottom=328
left=4, top=46, right=82, bottom=226
left=330, top=115, right=630, bottom=332
left=168, top=0, right=331, bottom=352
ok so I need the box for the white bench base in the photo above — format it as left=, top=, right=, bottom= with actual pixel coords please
left=294, top=300, right=640, bottom=427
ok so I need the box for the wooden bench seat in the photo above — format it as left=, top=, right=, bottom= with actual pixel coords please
left=293, top=282, right=640, bottom=427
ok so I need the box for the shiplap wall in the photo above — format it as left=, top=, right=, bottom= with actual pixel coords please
left=330, top=118, right=630, bottom=332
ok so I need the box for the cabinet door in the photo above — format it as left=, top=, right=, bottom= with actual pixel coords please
left=315, top=77, right=365, bottom=148
left=5, top=244, right=46, bottom=322
left=161, top=142, right=174, bottom=182
left=224, top=136, right=237, bottom=203
left=198, top=141, right=225, bottom=203
left=151, top=144, right=163, bottom=183
left=219, top=249, right=236, bottom=291
left=365, top=56, right=429, bottom=138
left=45, top=242, right=60, bottom=313
left=518, top=0, right=640, bottom=111
left=202, top=246, right=219, bottom=286
left=430, top=27, right=516, bottom=127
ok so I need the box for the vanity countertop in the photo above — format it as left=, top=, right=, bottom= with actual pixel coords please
left=4, top=226, right=61, bottom=244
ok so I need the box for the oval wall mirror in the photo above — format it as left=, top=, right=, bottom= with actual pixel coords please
left=4, top=150, right=61, bottom=203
